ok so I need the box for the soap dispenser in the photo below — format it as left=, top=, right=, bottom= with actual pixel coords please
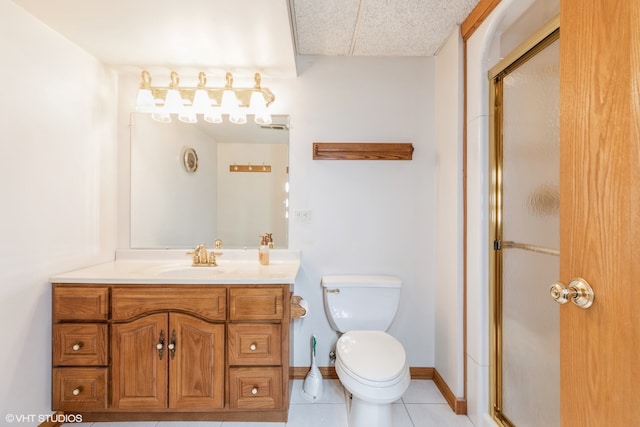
left=259, top=234, right=270, bottom=265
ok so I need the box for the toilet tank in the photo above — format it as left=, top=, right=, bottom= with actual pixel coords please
left=321, top=275, right=402, bottom=333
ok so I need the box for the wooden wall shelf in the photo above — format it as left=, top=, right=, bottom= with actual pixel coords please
left=312, top=142, right=414, bottom=160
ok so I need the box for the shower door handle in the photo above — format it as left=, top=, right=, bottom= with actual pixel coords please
left=549, top=278, right=594, bottom=309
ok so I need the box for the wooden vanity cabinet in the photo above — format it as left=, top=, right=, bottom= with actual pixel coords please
left=51, top=283, right=292, bottom=422
left=228, top=287, right=286, bottom=410
left=52, top=286, right=109, bottom=410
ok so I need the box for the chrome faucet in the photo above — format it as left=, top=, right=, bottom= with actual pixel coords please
left=188, top=243, right=222, bottom=267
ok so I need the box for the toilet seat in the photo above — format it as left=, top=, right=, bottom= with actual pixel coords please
left=336, top=330, right=408, bottom=387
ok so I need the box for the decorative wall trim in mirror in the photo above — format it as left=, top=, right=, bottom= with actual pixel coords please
left=312, top=142, right=414, bottom=160
left=230, top=164, right=272, bottom=173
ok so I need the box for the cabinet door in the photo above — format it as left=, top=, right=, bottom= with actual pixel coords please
left=169, top=313, right=225, bottom=409
left=111, top=313, right=168, bottom=409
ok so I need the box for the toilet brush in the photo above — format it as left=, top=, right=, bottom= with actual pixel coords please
left=302, top=335, right=323, bottom=402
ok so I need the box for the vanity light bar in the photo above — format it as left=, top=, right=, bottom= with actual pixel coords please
left=135, top=70, right=275, bottom=125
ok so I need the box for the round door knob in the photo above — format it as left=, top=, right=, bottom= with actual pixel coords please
left=72, top=343, right=82, bottom=351
left=249, top=343, right=257, bottom=351
left=168, top=344, right=175, bottom=350
left=72, top=388, right=81, bottom=396
left=251, top=387, right=258, bottom=395
left=156, top=343, right=163, bottom=350
left=550, top=278, right=594, bottom=309
left=550, top=282, right=570, bottom=304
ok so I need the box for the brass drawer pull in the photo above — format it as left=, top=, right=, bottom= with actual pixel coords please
left=157, top=330, right=165, bottom=360
left=169, top=330, right=177, bottom=360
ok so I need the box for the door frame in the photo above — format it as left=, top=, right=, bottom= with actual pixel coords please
left=487, top=18, right=559, bottom=426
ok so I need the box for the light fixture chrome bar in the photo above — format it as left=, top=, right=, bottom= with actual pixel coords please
left=135, top=70, right=275, bottom=125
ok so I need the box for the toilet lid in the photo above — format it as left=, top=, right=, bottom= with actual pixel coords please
left=337, top=330, right=406, bottom=383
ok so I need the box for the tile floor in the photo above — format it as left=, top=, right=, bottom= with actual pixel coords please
left=72, top=380, right=474, bottom=427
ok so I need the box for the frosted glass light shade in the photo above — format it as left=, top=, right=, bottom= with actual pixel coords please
left=250, top=91, right=272, bottom=125
left=221, top=89, right=246, bottom=124
left=136, top=88, right=155, bottom=112
left=204, top=107, right=223, bottom=124
left=220, top=90, right=238, bottom=114
left=229, top=109, right=247, bottom=124
left=164, top=89, right=183, bottom=114
left=192, top=89, right=211, bottom=114
left=178, top=109, right=197, bottom=123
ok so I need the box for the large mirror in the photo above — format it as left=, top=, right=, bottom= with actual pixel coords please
left=130, top=113, right=289, bottom=249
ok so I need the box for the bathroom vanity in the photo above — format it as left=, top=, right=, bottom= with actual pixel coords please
left=50, top=250, right=301, bottom=422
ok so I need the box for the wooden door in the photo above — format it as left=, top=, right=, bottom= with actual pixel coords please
left=559, top=1, right=640, bottom=425
left=111, top=313, right=168, bottom=409
left=169, top=313, right=225, bottom=409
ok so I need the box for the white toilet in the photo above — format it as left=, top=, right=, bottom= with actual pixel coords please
left=321, top=275, right=410, bottom=427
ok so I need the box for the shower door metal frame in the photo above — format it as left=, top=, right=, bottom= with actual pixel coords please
left=488, top=17, right=560, bottom=427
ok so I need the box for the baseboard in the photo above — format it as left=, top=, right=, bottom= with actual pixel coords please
left=290, top=366, right=466, bottom=415
left=291, top=365, right=338, bottom=379
left=37, top=412, right=65, bottom=427
left=433, top=368, right=467, bottom=415
left=290, top=366, right=435, bottom=380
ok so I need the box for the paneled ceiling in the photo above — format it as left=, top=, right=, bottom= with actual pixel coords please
left=11, top=0, right=479, bottom=78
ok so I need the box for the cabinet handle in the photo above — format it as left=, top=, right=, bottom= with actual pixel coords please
left=157, top=330, right=165, bottom=360
left=72, top=343, right=82, bottom=351
left=72, top=387, right=81, bottom=396
left=249, top=343, right=257, bottom=351
left=251, top=387, right=258, bottom=395
left=169, top=330, right=177, bottom=360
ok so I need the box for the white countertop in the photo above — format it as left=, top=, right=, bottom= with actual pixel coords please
left=50, top=249, right=301, bottom=285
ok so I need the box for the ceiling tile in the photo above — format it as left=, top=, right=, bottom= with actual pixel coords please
left=292, top=0, right=362, bottom=55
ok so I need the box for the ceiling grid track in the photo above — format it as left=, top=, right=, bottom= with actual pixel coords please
left=348, top=0, right=366, bottom=55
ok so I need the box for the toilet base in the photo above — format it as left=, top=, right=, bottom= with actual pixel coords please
left=348, top=395, right=393, bottom=427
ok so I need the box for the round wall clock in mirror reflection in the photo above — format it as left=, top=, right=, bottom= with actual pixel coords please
left=183, top=147, right=198, bottom=173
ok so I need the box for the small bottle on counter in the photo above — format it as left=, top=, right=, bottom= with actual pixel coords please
left=259, top=234, right=270, bottom=265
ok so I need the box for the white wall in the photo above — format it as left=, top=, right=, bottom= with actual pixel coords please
left=434, top=28, right=465, bottom=397
left=0, top=1, right=118, bottom=419
left=118, top=55, right=437, bottom=368
left=287, top=56, right=436, bottom=367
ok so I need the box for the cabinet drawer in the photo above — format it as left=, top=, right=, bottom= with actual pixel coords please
left=111, top=287, right=226, bottom=321
left=53, top=324, right=107, bottom=366
left=53, top=286, right=108, bottom=321
left=229, top=288, right=284, bottom=320
left=228, top=323, right=282, bottom=366
left=52, top=367, right=107, bottom=410
left=229, top=367, right=283, bottom=409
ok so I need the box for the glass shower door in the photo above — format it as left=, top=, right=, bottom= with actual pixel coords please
left=491, top=31, right=560, bottom=427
